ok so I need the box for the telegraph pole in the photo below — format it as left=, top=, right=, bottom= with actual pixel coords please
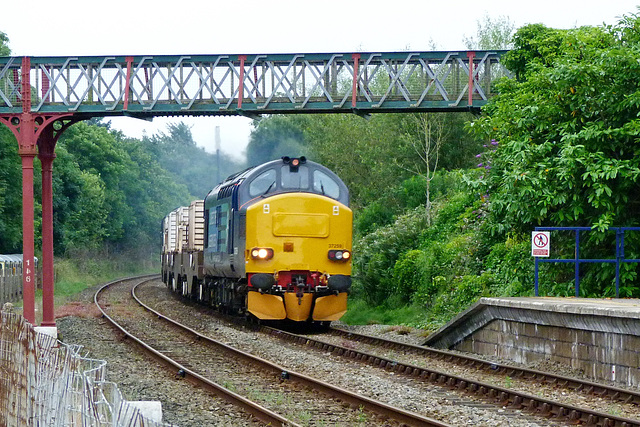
left=215, top=126, right=221, bottom=183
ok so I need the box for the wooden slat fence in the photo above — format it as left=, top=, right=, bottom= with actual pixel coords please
left=0, top=308, right=167, bottom=426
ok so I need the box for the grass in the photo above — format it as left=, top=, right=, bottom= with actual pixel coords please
left=296, top=410, right=313, bottom=426
left=13, top=254, right=158, bottom=323
left=340, top=298, right=427, bottom=326
left=504, top=376, right=512, bottom=388
left=54, top=256, right=156, bottom=299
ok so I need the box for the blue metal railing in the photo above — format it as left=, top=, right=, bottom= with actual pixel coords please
left=534, top=226, right=640, bottom=298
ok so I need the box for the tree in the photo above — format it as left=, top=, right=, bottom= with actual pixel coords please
left=164, top=122, right=196, bottom=146
left=398, top=113, right=446, bottom=225
left=0, top=126, right=22, bottom=253
left=0, top=31, right=11, bottom=56
left=56, top=122, right=193, bottom=255
left=146, top=121, right=241, bottom=198
left=468, top=14, right=640, bottom=295
left=463, top=14, right=516, bottom=50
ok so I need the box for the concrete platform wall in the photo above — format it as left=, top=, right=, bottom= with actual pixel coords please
left=424, top=297, right=640, bottom=388
left=455, top=319, right=640, bottom=387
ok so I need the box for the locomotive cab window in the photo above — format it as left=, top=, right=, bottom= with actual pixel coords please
left=313, top=170, right=340, bottom=199
left=208, top=203, right=230, bottom=253
left=249, top=169, right=276, bottom=197
left=217, top=204, right=229, bottom=252
left=281, top=165, right=308, bottom=189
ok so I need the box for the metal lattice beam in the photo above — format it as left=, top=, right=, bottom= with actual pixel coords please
left=0, top=51, right=509, bottom=118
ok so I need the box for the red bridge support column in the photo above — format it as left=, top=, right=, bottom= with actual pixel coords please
left=38, top=127, right=56, bottom=327
left=17, top=57, right=37, bottom=325
left=0, top=57, right=77, bottom=325
left=19, top=149, right=37, bottom=325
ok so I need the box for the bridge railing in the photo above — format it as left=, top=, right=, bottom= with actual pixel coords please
left=0, top=51, right=509, bottom=117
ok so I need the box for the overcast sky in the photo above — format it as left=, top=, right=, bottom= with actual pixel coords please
left=3, top=1, right=639, bottom=161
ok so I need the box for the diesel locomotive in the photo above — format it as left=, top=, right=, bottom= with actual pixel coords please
left=161, top=157, right=352, bottom=325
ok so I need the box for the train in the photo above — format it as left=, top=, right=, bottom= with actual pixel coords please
left=0, top=255, right=40, bottom=306
left=161, top=156, right=353, bottom=326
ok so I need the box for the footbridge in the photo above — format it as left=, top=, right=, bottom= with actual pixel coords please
left=0, top=51, right=507, bottom=118
left=0, top=50, right=508, bottom=327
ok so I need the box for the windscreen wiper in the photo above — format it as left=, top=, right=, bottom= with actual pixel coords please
left=262, top=181, right=275, bottom=196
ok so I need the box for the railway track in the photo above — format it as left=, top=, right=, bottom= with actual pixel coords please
left=259, top=326, right=640, bottom=427
left=95, top=276, right=448, bottom=426
left=130, top=278, right=573, bottom=425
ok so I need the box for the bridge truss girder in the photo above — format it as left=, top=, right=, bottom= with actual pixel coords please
left=0, top=51, right=508, bottom=118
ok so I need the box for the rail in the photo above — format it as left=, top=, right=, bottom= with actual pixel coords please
left=122, top=278, right=449, bottom=426
left=258, top=325, right=640, bottom=427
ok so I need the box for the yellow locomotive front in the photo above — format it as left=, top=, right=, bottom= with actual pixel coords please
left=200, top=156, right=352, bottom=325
left=222, top=157, right=352, bottom=323
left=245, top=191, right=352, bottom=322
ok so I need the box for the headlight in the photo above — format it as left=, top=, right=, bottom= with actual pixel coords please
left=328, top=250, right=351, bottom=261
left=251, top=247, right=274, bottom=260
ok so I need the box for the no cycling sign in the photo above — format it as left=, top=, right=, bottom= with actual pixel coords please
left=532, top=231, right=550, bottom=257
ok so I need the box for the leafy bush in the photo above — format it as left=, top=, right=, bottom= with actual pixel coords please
left=354, top=200, right=395, bottom=236
left=399, top=170, right=467, bottom=210
left=426, top=273, right=495, bottom=322
left=399, top=175, right=428, bottom=209
left=353, top=208, right=428, bottom=305
left=420, top=191, right=475, bottom=240
left=392, top=249, right=424, bottom=302
left=483, top=235, right=534, bottom=296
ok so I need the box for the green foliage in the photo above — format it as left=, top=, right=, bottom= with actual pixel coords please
left=470, top=16, right=640, bottom=239
left=501, top=24, right=566, bottom=80
left=465, top=12, right=640, bottom=297
left=58, top=123, right=136, bottom=243
left=402, top=170, right=468, bottom=207
left=0, top=118, right=213, bottom=259
left=61, top=170, right=108, bottom=250
left=464, top=14, right=516, bottom=50
left=353, top=200, right=395, bottom=236
left=305, top=113, right=413, bottom=209
left=340, top=298, right=426, bottom=326
left=353, top=208, right=428, bottom=305
left=418, top=232, right=479, bottom=282
left=0, top=31, right=10, bottom=56
left=353, top=181, right=486, bottom=312
left=392, top=249, right=424, bottom=302
left=51, top=254, right=157, bottom=309
left=146, top=121, right=240, bottom=198
left=0, top=126, right=22, bottom=253
left=399, top=175, right=428, bottom=209
left=245, top=112, right=483, bottom=211
left=426, top=273, right=494, bottom=320
left=484, top=235, right=534, bottom=296
left=421, top=190, right=476, bottom=239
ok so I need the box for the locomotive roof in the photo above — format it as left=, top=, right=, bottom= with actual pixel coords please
left=210, top=157, right=329, bottom=193
left=205, top=157, right=349, bottom=207
left=218, top=157, right=301, bottom=186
